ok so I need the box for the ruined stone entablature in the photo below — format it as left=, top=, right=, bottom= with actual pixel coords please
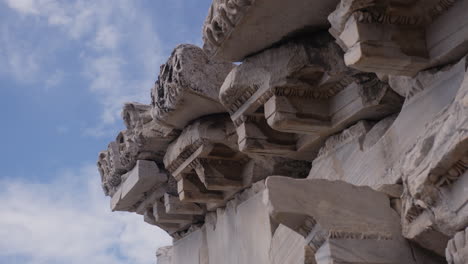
left=219, top=32, right=403, bottom=160
left=329, top=0, right=468, bottom=76
left=446, top=227, right=468, bottom=264
left=94, top=1, right=468, bottom=263
left=151, top=44, right=234, bottom=133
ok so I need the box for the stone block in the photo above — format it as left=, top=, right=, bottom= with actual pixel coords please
left=205, top=185, right=273, bottom=264
left=164, top=193, right=204, bottom=215
left=153, top=201, right=195, bottom=225
left=398, top=63, right=468, bottom=255
left=202, top=0, right=340, bottom=61
left=172, top=227, right=209, bottom=264
left=270, top=224, right=314, bottom=264
left=328, top=0, right=468, bottom=76
left=151, top=44, right=233, bottom=133
left=308, top=57, right=467, bottom=189
left=219, top=33, right=402, bottom=159
left=264, top=176, right=435, bottom=264
left=446, top=227, right=468, bottom=264
left=111, top=160, right=167, bottom=212
left=156, top=246, right=173, bottom=264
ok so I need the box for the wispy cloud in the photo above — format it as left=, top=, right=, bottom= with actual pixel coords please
left=0, top=164, right=172, bottom=264
left=2, top=0, right=165, bottom=134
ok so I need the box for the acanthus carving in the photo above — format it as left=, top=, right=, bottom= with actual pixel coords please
left=203, top=0, right=253, bottom=51
left=151, top=44, right=233, bottom=132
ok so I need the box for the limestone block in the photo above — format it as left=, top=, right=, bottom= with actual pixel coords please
left=164, top=193, right=204, bottom=215
left=270, top=224, right=315, bottom=264
left=202, top=0, right=340, bottom=61
left=219, top=33, right=402, bottom=159
left=153, top=201, right=195, bottom=225
left=135, top=184, right=168, bottom=215
left=97, top=140, right=130, bottom=197
left=446, top=227, right=468, bottom=264
left=117, top=103, right=179, bottom=173
left=163, top=116, right=245, bottom=208
left=156, top=246, right=173, bottom=264
left=144, top=208, right=188, bottom=235
left=329, top=0, right=464, bottom=76
left=172, top=227, right=209, bottom=264
left=308, top=57, right=467, bottom=189
left=97, top=150, right=116, bottom=197
left=151, top=44, right=233, bottom=133
left=427, top=0, right=468, bottom=67
left=264, top=176, right=435, bottom=264
left=398, top=63, right=468, bottom=255
left=205, top=186, right=273, bottom=264
left=111, top=160, right=167, bottom=212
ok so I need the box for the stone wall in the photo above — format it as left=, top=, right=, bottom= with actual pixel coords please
left=96, top=0, right=468, bottom=263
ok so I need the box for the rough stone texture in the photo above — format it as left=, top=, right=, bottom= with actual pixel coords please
left=202, top=0, right=340, bottom=61
left=329, top=0, right=468, bottom=76
left=172, top=227, right=209, bottom=264
left=309, top=57, right=467, bottom=188
left=446, top=227, right=468, bottom=264
left=111, top=160, right=167, bottom=212
left=151, top=44, right=234, bottom=133
left=264, top=176, right=443, bottom=264
left=205, top=183, right=272, bottom=264
left=270, top=224, right=314, bottom=264
left=399, top=62, right=468, bottom=255
left=156, top=246, right=173, bottom=264
left=163, top=115, right=310, bottom=210
left=92, top=2, right=468, bottom=263
left=220, top=32, right=402, bottom=160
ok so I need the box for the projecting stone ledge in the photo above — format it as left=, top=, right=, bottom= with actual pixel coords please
left=110, top=160, right=167, bottom=212
left=202, top=0, right=340, bottom=61
left=219, top=32, right=402, bottom=160
left=398, top=60, right=468, bottom=255
left=329, top=0, right=468, bottom=76
left=264, top=176, right=444, bottom=264
left=151, top=44, right=234, bottom=134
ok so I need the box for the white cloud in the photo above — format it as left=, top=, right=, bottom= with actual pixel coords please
left=4, top=0, right=39, bottom=15
left=0, top=164, right=172, bottom=264
left=2, top=0, right=164, bottom=133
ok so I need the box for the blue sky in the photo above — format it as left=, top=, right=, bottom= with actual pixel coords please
left=0, top=1, right=212, bottom=263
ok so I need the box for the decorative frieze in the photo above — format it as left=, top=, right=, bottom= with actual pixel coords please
left=220, top=32, right=402, bottom=159
left=329, top=0, right=468, bottom=76
left=202, top=0, right=340, bottom=61
left=151, top=44, right=233, bottom=133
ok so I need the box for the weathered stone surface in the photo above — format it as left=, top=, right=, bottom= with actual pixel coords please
left=220, top=32, right=402, bottom=159
left=264, top=176, right=440, bottom=264
left=202, top=0, right=340, bottom=61
left=119, top=103, right=178, bottom=167
left=220, top=33, right=402, bottom=160
left=398, top=62, right=468, bottom=255
left=446, top=227, right=468, bottom=264
left=164, top=193, right=205, bottom=215
left=172, top=227, right=209, bottom=264
left=151, top=44, right=233, bottom=133
left=329, top=0, right=468, bottom=76
left=153, top=201, right=196, bottom=225
left=308, top=57, right=467, bottom=188
left=156, top=246, right=173, bottom=264
left=205, top=181, right=273, bottom=264
left=111, top=160, right=167, bottom=212
left=270, top=224, right=314, bottom=264
left=164, top=115, right=310, bottom=209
